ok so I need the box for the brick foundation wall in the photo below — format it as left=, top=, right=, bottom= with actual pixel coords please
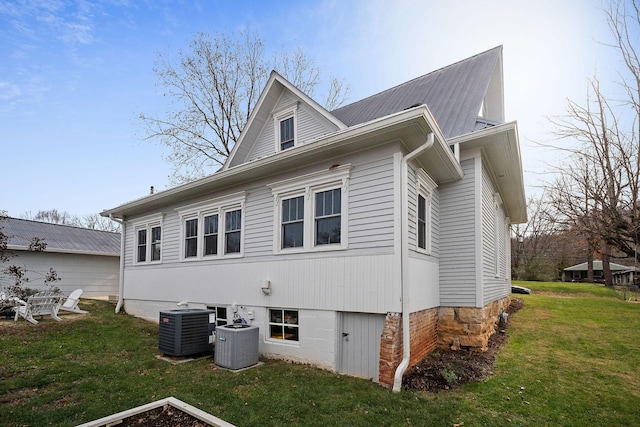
left=378, top=308, right=438, bottom=388
left=437, top=296, right=511, bottom=351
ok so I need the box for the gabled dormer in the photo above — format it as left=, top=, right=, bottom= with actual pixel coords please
left=224, top=71, right=346, bottom=169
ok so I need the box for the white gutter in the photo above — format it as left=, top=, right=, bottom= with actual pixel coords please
left=109, top=214, right=125, bottom=313
left=393, top=132, right=434, bottom=392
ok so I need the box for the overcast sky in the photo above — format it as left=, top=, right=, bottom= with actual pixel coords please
left=0, top=0, right=620, bottom=219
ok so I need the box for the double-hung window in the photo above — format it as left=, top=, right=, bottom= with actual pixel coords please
left=315, top=188, right=341, bottom=245
left=281, top=195, right=304, bottom=248
left=280, top=117, right=295, bottom=150
left=273, top=101, right=298, bottom=152
left=137, top=229, right=147, bottom=262
left=417, top=194, right=427, bottom=250
left=178, top=192, right=245, bottom=260
left=269, top=165, right=351, bottom=253
left=133, top=215, right=163, bottom=264
left=415, top=169, right=436, bottom=255
left=225, top=209, right=242, bottom=254
left=151, top=226, right=162, bottom=261
left=184, top=218, right=198, bottom=258
left=204, top=214, right=218, bottom=256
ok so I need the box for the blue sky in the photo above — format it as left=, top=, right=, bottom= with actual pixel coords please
left=0, top=0, right=618, bottom=218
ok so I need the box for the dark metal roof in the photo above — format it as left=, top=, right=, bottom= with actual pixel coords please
left=1, top=217, right=120, bottom=255
left=331, top=46, right=502, bottom=139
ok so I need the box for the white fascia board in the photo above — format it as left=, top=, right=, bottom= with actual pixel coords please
left=451, top=121, right=527, bottom=224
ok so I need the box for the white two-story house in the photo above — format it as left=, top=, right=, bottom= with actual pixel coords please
left=102, top=46, right=527, bottom=389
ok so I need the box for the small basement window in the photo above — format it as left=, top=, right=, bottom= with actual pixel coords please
left=207, top=306, right=230, bottom=327
left=269, top=308, right=299, bottom=342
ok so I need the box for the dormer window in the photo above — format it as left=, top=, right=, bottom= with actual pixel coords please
left=280, top=116, right=295, bottom=150
left=273, top=101, right=299, bottom=152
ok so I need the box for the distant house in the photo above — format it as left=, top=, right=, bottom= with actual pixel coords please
left=562, top=260, right=632, bottom=283
left=102, top=46, right=527, bottom=389
left=1, top=217, right=120, bottom=298
left=612, top=267, right=640, bottom=287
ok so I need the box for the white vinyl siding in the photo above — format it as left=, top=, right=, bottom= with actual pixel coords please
left=246, top=96, right=342, bottom=162
left=11, top=251, right=119, bottom=298
left=481, top=163, right=510, bottom=305
left=121, top=143, right=401, bottom=314
left=439, top=158, right=477, bottom=307
left=348, top=151, right=396, bottom=251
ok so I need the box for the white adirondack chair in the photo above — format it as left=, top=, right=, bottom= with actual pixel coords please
left=13, top=291, right=63, bottom=324
left=59, top=289, right=88, bottom=314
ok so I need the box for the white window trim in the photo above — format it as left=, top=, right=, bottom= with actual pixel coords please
left=177, top=192, right=246, bottom=261
left=269, top=165, right=351, bottom=253
left=415, top=169, right=436, bottom=255
left=494, top=192, right=503, bottom=278
left=132, top=214, right=164, bottom=265
left=273, top=101, right=299, bottom=152
left=206, top=305, right=231, bottom=327
left=266, top=307, right=300, bottom=345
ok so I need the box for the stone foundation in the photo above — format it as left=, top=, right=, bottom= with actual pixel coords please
left=437, top=296, right=511, bottom=351
left=377, top=297, right=510, bottom=388
left=378, top=308, right=438, bottom=388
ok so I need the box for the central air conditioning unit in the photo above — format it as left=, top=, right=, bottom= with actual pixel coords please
left=214, top=324, right=259, bottom=370
left=158, top=309, right=215, bottom=357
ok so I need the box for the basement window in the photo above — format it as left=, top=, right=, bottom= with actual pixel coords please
left=268, top=308, right=299, bottom=342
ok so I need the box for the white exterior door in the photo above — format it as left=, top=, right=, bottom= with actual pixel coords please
left=338, top=312, right=385, bottom=381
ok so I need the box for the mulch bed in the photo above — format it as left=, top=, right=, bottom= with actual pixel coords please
left=404, top=297, right=524, bottom=392
left=114, top=404, right=211, bottom=427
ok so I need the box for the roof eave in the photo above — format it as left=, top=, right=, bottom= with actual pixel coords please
left=450, top=121, right=528, bottom=223
left=102, top=106, right=462, bottom=219
left=6, top=245, right=119, bottom=257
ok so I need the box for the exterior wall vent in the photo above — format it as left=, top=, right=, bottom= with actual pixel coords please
left=158, top=309, right=215, bottom=357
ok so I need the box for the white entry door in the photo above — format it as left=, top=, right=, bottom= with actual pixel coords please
left=338, top=312, right=385, bottom=381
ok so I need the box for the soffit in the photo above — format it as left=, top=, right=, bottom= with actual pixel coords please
left=452, top=122, right=528, bottom=223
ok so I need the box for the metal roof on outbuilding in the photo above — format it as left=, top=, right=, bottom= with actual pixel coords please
left=331, top=46, right=502, bottom=139
left=563, top=260, right=631, bottom=272
left=1, top=217, right=120, bottom=256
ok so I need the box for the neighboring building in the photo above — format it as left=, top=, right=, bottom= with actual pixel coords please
left=102, top=46, right=527, bottom=389
left=561, top=260, right=632, bottom=282
left=1, top=217, right=120, bottom=298
left=612, top=267, right=640, bottom=287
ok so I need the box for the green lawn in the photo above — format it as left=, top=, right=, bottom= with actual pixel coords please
left=1, top=282, right=640, bottom=426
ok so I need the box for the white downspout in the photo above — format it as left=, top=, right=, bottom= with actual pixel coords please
left=393, top=132, right=434, bottom=392
left=109, top=214, right=126, bottom=313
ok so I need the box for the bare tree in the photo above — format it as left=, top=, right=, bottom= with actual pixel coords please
left=0, top=212, right=60, bottom=306
left=27, top=209, right=79, bottom=225
left=80, top=213, right=121, bottom=233
left=547, top=0, right=640, bottom=281
left=512, top=192, right=565, bottom=281
left=22, top=209, right=120, bottom=232
left=139, top=30, right=350, bottom=185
